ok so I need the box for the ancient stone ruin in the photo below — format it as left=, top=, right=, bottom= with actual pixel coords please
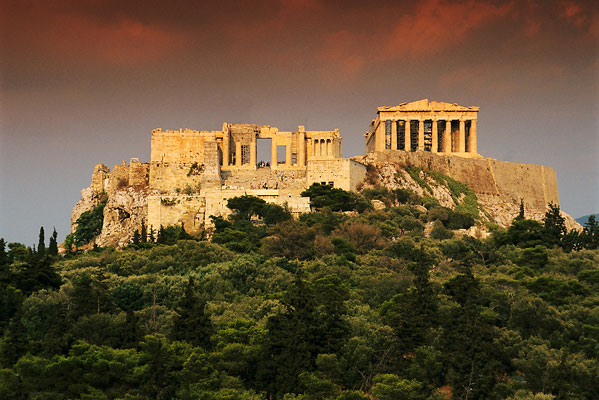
left=71, top=99, right=573, bottom=247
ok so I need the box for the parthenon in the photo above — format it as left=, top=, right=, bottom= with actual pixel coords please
left=364, top=99, right=480, bottom=157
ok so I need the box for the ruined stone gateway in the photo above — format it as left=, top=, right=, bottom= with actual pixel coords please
left=72, top=99, right=571, bottom=247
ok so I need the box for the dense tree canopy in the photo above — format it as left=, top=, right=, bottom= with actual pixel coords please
left=0, top=192, right=598, bottom=399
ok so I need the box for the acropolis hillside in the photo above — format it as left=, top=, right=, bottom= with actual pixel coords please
left=71, top=99, right=575, bottom=248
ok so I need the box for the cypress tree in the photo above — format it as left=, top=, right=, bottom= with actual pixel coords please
left=516, top=199, right=525, bottom=221
left=37, top=227, right=45, bottom=257
left=131, top=230, right=141, bottom=246
left=157, top=225, right=166, bottom=244
left=48, top=228, right=58, bottom=256
left=171, top=278, right=212, bottom=348
left=543, top=202, right=566, bottom=246
left=140, top=220, right=147, bottom=243
left=0, top=238, right=7, bottom=267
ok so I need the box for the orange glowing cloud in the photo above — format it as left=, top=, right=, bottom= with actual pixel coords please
left=314, top=0, right=514, bottom=82
left=382, top=0, right=513, bottom=59
left=44, top=16, right=186, bottom=66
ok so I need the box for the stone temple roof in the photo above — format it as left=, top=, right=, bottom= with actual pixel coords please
left=377, top=99, right=479, bottom=112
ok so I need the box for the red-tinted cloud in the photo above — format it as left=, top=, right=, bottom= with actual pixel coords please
left=2, top=0, right=597, bottom=85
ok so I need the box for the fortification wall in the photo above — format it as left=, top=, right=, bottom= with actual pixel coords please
left=151, top=129, right=209, bottom=164
left=148, top=189, right=311, bottom=232
left=307, top=159, right=367, bottom=191
left=108, top=162, right=130, bottom=192
left=368, top=151, right=560, bottom=209
left=149, top=163, right=204, bottom=193
left=128, top=158, right=149, bottom=187
left=91, top=163, right=110, bottom=193
left=147, top=195, right=206, bottom=234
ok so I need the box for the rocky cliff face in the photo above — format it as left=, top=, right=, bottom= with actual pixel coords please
left=71, top=162, right=151, bottom=249
left=71, top=154, right=580, bottom=249
left=356, top=155, right=580, bottom=231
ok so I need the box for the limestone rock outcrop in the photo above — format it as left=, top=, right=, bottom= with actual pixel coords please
left=96, top=187, right=149, bottom=248
left=355, top=152, right=580, bottom=230
left=70, top=161, right=151, bottom=248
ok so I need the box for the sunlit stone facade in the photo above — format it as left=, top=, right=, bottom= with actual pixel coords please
left=364, top=99, right=480, bottom=157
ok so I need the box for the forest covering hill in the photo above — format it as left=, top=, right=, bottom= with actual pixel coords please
left=1, top=183, right=598, bottom=399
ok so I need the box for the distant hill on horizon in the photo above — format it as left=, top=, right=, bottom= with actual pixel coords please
left=576, top=214, right=599, bottom=225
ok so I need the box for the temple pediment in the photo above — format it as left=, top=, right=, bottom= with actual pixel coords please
left=378, top=99, right=479, bottom=112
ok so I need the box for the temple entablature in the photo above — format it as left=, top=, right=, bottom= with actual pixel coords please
left=365, top=99, right=480, bottom=157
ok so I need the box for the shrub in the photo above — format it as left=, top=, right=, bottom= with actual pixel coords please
left=446, top=210, right=475, bottom=230
left=430, top=220, right=453, bottom=240
left=332, top=221, right=386, bottom=254
left=262, top=220, right=316, bottom=260
left=299, top=209, right=346, bottom=234
left=393, top=188, right=420, bottom=204
left=260, top=203, right=292, bottom=225
left=227, top=195, right=267, bottom=221
left=361, top=186, right=395, bottom=207
left=301, top=183, right=371, bottom=213
left=73, top=201, right=106, bottom=245
left=116, top=177, right=127, bottom=188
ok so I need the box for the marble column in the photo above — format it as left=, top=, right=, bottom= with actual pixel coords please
left=375, top=120, right=385, bottom=152
left=271, top=135, right=278, bottom=170
left=250, top=133, right=256, bottom=168
left=418, top=118, right=424, bottom=151
left=286, top=138, right=292, bottom=166
left=443, top=120, right=451, bottom=152
left=235, top=141, right=242, bottom=167
left=298, top=131, right=305, bottom=166
left=468, top=120, right=477, bottom=154
left=405, top=118, right=411, bottom=152
left=431, top=119, right=438, bottom=153
left=391, top=120, right=397, bottom=150
left=222, top=132, right=229, bottom=167
left=459, top=119, right=466, bottom=153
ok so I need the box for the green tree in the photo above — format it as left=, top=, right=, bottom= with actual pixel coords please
left=441, top=269, right=501, bottom=399
left=37, top=227, right=45, bottom=257
left=499, top=219, right=545, bottom=248
left=73, top=201, right=106, bottom=245
left=542, top=202, right=566, bottom=247
left=262, top=220, right=316, bottom=260
left=261, top=203, right=292, bottom=225
left=0, top=238, right=7, bottom=267
left=516, top=199, right=525, bottom=221
left=171, top=278, right=212, bottom=348
left=131, top=229, right=141, bottom=246
left=582, top=215, right=599, bottom=249
left=48, top=228, right=58, bottom=257
left=140, top=220, right=147, bottom=243
left=227, top=195, right=267, bottom=221
left=301, top=183, right=370, bottom=212
left=258, top=272, right=319, bottom=397
left=313, top=275, right=350, bottom=354
left=371, top=374, right=426, bottom=400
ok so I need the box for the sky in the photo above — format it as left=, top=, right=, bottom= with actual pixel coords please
left=1, top=0, right=598, bottom=245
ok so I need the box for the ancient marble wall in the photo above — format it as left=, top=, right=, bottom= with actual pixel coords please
left=369, top=151, right=559, bottom=210
left=307, top=159, right=367, bottom=191
left=147, top=195, right=206, bottom=234
left=151, top=128, right=210, bottom=164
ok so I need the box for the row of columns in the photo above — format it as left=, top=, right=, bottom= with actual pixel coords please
left=382, top=118, right=477, bottom=154
left=313, top=138, right=333, bottom=157
left=222, top=132, right=309, bottom=169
